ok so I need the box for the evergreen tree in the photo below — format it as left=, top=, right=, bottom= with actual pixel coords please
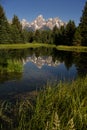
left=10, top=25, right=22, bottom=43
left=79, top=1, right=87, bottom=46
left=52, top=26, right=59, bottom=45
left=57, top=26, right=66, bottom=45
left=0, top=5, right=11, bottom=44
left=11, top=15, right=24, bottom=43
left=40, top=30, right=48, bottom=43
left=64, top=20, right=76, bottom=46
left=28, top=31, right=34, bottom=43
left=47, top=30, right=53, bottom=44
left=73, top=27, right=82, bottom=46
left=34, top=30, right=41, bottom=43
left=12, top=15, right=22, bottom=33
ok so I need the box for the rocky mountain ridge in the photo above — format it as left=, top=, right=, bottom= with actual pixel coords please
left=21, top=15, right=66, bottom=31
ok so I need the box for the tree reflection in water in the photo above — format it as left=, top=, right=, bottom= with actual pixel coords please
left=0, top=47, right=87, bottom=100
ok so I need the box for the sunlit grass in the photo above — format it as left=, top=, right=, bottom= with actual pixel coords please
left=30, top=77, right=87, bottom=130
left=57, top=45, right=87, bottom=52
left=0, top=59, right=23, bottom=73
left=0, top=76, right=87, bottom=130
left=7, top=59, right=23, bottom=72
left=0, top=43, right=87, bottom=52
left=0, top=43, right=56, bottom=49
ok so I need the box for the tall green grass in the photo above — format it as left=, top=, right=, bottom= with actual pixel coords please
left=7, top=59, right=23, bottom=72
left=0, top=77, right=87, bottom=130
left=0, top=59, right=23, bottom=74
left=30, top=77, right=87, bottom=130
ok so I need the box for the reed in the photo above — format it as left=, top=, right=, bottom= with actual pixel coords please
left=0, top=76, right=87, bottom=130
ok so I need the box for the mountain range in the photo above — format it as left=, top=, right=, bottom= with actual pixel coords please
left=21, top=15, right=66, bottom=31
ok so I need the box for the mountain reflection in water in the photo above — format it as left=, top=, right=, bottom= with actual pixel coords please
left=0, top=47, right=87, bottom=100
left=22, top=55, right=60, bottom=68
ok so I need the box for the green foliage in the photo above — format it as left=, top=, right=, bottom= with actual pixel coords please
left=0, top=5, right=12, bottom=44
left=0, top=5, right=26, bottom=44
left=10, top=25, right=23, bottom=43
left=0, top=101, right=12, bottom=130
left=79, top=1, right=87, bottom=46
left=12, top=15, right=22, bottom=33
left=0, top=76, right=87, bottom=130
left=0, top=5, right=5, bottom=18
left=73, top=27, right=82, bottom=46
left=0, top=2, right=87, bottom=46
left=28, top=31, right=34, bottom=43
left=34, top=30, right=42, bottom=43
left=11, top=15, right=25, bottom=43
left=0, top=56, right=23, bottom=73
left=27, top=22, right=76, bottom=46
left=40, top=30, right=51, bottom=43
left=64, top=20, right=76, bottom=46
left=52, top=26, right=59, bottom=45
left=30, top=77, right=87, bottom=130
left=7, top=59, right=23, bottom=72
left=57, top=45, right=87, bottom=52
left=57, top=26, right=66, bottom=45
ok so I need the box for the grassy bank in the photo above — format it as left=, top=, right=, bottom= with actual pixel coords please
left=0, top=43, right=87, bottom=52
left=0, top=43, right=56, bottom=49
left=57, top=45, right=87, bottom=52
left=0, top=77, right=87, bottom=130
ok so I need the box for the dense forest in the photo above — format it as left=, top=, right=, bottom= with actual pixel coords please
left=0, top=1, right=87, bottom=46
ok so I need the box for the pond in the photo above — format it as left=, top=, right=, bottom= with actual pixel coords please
left=0, top=47, right=87, bottom=100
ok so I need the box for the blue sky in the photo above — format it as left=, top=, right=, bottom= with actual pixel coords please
left=0, top=0, right=87, bottom=25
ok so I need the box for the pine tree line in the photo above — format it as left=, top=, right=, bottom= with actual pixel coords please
left=0, top=1, right=87, bottom=46
left=0, top=5, right=26, bottom=44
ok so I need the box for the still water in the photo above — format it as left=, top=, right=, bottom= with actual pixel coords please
left=0, top=47, right=87, bottom=100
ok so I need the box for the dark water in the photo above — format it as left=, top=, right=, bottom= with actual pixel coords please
left=0, top=47, right=87, bottom=100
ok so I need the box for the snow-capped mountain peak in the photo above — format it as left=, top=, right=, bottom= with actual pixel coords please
left=21, top=15, right=66, bottom=31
